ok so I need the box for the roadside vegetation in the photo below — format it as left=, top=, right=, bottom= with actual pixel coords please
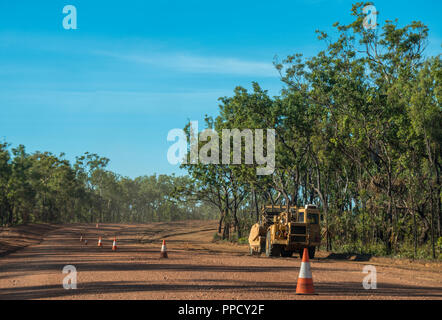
left=176, top=3, right=441, bottom=260
left=1, top=3, right=440, bottom=260
left=0, top=147, right=218, bottom=226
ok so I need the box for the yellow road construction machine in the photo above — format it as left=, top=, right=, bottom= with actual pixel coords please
left=248, top=204, right=321, bottom=258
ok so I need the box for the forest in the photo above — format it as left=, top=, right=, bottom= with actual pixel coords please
left=0, top=145, right=217, bottom=226
left=1, top=4, right=440, bottom=259
left=176, top=4, right=441, bottom=259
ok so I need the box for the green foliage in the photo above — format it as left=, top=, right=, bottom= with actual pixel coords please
left=1, top=3, right=440, bottom=259
left=0, top=146, right=218, bottom=226
left=237, top=237, right=249, bottom=245
left=178, top=3, right=441, bottom=259
left=212, top=232, right=222, bottom=242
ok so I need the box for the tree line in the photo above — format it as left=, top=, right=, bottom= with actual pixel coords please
left=176, top=3, right=441, bottom=259
left=0, top=144, right=217, bottom=226
left=1, top=3, right=440, bottom=259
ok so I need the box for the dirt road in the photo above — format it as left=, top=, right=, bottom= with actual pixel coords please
left=0, top=221, right=441, bottom=300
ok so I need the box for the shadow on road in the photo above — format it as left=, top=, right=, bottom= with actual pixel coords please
left=0, top=280, right=440, bottom=300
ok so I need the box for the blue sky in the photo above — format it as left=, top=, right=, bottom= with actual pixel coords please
left=1, top=0, right=441, bottom=178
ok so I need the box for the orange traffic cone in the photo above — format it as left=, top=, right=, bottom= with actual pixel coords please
left=98, top=236, right=103, bottom=247
left=160, top=240, right=168, bottom=258
left=112, top=237, right=117, bottom=251
left=296, top=248, right=315, bottom=294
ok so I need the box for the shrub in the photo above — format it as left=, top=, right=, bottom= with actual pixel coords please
left=238, top=237, right=249, bottom=245
left=212, top=232, right=222, bottom=242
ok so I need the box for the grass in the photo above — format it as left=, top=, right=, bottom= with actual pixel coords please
left=212, top=232, right=249, bottom=245
left=321, top=240, right=441, bottom=261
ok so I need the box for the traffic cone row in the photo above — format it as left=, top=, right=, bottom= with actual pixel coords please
left=79, top=232, right=315, bottom=295
left=296, top=247, right=315, bottom=295
left=79, top=235, right=169, bottom=257
left=79, top=234, right=117, bottom=251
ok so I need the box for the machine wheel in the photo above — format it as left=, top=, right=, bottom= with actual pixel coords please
left=308, top=246, right=316, bottom=259
left=280, top=248, right=293, bottom=257
left=265, top=230, right=281, bottom=257
left=299, top=246, right=316, bottom=259
left=249, top=245, right=260, bottom=256
left=259, top=242, right=266, bottom=254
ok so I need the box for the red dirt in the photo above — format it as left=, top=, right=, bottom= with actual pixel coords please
left=0, top=223, right=58, bottom=257
left=0, top=221, right=441, bottom=300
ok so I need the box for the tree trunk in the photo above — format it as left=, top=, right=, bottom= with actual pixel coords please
left=223, top=221, right=230, bottom=240
left=218, top=210, right=225, bottom=234
left=431, top=192, right=436, bottom=259
left=253, top=188, right=260, bottom=222
left=413, top=209, right=418, bottom=259
left=232, top=192, right=240, bottom=238
left=233, top=207, right=240, bottom=238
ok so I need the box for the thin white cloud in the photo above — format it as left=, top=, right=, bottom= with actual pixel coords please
left=0, top=31, right=279, bottom=77
left=0, top=88, right=230, bottom=115
left=94, top=50, right=278, bottom=77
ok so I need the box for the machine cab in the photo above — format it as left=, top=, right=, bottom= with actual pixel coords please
left=295, top=205, right=320, bottom=224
